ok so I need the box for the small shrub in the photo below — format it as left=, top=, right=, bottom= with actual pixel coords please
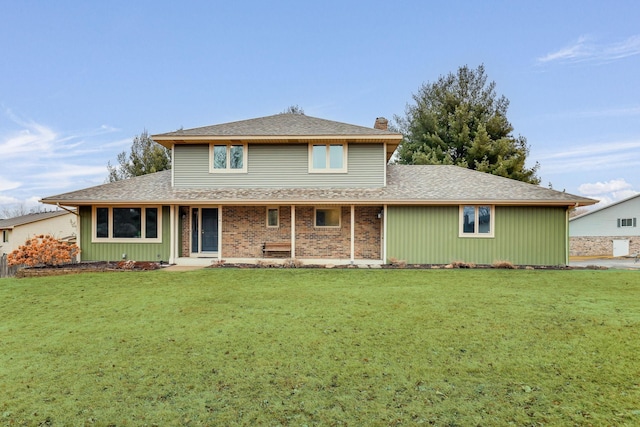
left=492, top=260, right=515, bottom=269
left=256, top=260, right=279, bottom=268
left=450, top=261, right=475, bottom=269
left=388, top=258, right=407, bottom=268
left=283, top=258, right=304, bottom=268
left=8, top=234, right=79, bottom=267
left=117, top=260, right=136, bottom=270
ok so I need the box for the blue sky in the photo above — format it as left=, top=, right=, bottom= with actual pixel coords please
left=1, top=0, right=639, bottom=214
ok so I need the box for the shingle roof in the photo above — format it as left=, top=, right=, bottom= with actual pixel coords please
left=0, top=210, right=74, bottom=229
left=153, top=114, right=398, bottom=138
left=40, top=165, right=596, bottom=207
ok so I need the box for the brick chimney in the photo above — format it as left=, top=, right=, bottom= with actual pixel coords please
left=374, top=117, right=388, bottom=131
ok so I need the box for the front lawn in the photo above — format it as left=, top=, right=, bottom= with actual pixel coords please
left=1, top=269, right=639, bottom=425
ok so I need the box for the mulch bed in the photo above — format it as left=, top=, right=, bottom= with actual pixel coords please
left=15, top=261, right=162, bottom=278
left=14, top=260, right=606, bottom=278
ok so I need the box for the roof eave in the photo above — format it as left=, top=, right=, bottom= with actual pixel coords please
left=39, top=198, right=596, bottom=207
left=152, top=134, right=402, bottom=148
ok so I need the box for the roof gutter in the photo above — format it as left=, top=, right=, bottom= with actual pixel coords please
left=41, top=199, right=596, bottom=208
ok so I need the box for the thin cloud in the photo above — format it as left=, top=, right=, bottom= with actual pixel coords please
left=577, top=179, right=639, bottom=208
left=0, top=176, right=22, bottom=192
left=538, top=35, right=640, bottom=64
left=537, top=140, right=640, bottom=174
left=0, top=110, right=129, bottom=210
left=578, top=179, right=633, bottom=196
left=539, top=140, right=640, bottom=161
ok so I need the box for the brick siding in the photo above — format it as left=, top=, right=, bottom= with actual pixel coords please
left=222, top=206, right=291, bottom=258
left=218, top=205, right=381, bottom=259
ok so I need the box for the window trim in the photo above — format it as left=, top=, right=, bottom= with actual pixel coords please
left=209, top=142, right=248, bottom=173
left=308, top=143, right=348, bottom=173
left=266, top=206, right=279, bottom=228
left=92, top=206, right=162, bottom=243
left=314, top=207, right=342, bottom=228
left=618, top=218, right=637, bottom=227
left=459, top=205, right=495, bottom=238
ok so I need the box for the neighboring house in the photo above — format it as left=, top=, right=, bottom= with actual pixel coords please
left=570, top=193, right=640, bottom=257
left=0, top=210, right=77, bottom=256
left=40, top=114, right=595, bottom=266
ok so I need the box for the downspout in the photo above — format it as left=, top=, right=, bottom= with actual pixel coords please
left=566, top=203, right=578, bottom=265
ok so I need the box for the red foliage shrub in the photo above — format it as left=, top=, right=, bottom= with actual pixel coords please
left=7, top=234, right=80, bottom=267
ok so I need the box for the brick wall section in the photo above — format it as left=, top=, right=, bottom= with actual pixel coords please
left=294, top=206, right=351, bottom=258
left=222, top=206, right=292, bottom=258
left=217, top=205, right=382, bottom=260
left=354, top=206, right=382, bottom=259
left=570, top=236, right=639, bottom=256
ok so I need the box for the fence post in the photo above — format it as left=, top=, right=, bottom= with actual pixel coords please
left=1, top=253, right=18, bottom=278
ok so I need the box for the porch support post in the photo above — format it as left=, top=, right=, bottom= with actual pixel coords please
left=350, top=205, right=355, bottom=263
left=169, top=205, right=176, bottom=264
left=382, top=204, right=388, bottom=263
left=291, top=205, right=296, bottom=258
left=218, top=205, right=223, bottom=261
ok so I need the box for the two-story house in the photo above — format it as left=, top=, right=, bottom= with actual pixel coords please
left=40, top=114, right=596, bottom=266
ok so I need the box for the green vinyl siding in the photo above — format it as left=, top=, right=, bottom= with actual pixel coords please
left=79, top=206, right=171, bottom=262
left=173, top=143, right=385, bottom=188
left=387, top=206, right=567, bottom=266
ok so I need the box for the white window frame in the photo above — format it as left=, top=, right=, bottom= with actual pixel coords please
left=209, top=143, right=248, bottom=173
left=618, top=218, right=637, bottom=227
left=459, top=205, right=495, bottom=238
left=308, top=143, right=348, bottom=173
left=314, top=207, right=341, bottom=228
left=92, top=206, right=162, bottom=243
left=266, top=207, right=279, bottom=228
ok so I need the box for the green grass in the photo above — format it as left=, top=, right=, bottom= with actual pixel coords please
left=1, top=269, right=639, bottom=426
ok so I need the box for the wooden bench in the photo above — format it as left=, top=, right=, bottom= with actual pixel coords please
left=262, top=242, right=292, bottom=257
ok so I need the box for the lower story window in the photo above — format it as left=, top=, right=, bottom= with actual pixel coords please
left=315, top=207, right=341, bottom=228
left=94, top=206, right=161, bottom=242
left=267, top=207, right=279, bottom=228
left=460, top=205, right=494, bottom=237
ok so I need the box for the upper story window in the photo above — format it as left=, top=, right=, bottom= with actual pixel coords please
left=210, top=143, right=247, bottom=173
left=2, top=230, right=8, bottom=243
left=618, top=218, right=637, bottom=227
left=460, top=205, right=494, bottom=238
left=93, top=206, right=161, bottom=242
left=309, top=143, right=347, bottom=173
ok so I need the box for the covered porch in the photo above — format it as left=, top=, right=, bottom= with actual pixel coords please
left=169, top=204, right=386, bottom=266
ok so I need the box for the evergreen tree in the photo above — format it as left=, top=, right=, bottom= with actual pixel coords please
left=395, top=65, right=540, bottom=184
